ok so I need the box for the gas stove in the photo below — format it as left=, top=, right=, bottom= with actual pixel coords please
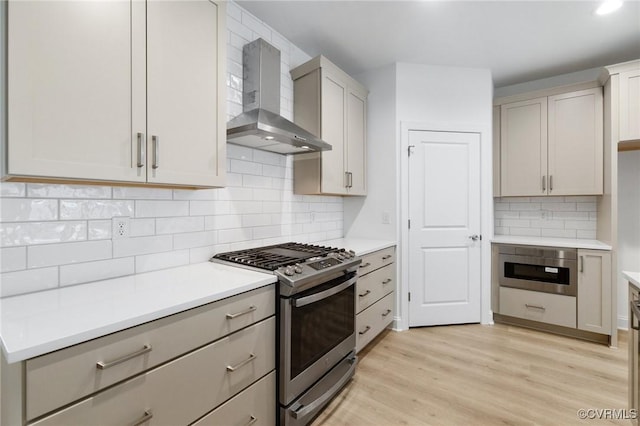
left=210, top=242, right=361, bottom=295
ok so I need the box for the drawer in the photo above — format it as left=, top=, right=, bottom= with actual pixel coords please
left=356, top=263, right=395, bottom=313
left=26, top=285, right=275, bottom=420
left=358, top=246, right=395, bottom=276
left=32, top=317, right=276, bottom=426
left=356, top=292, right=394, bottom=353
left=193, top=371, right=275, bottom=426
left=499, top=287, right=576, bottom=328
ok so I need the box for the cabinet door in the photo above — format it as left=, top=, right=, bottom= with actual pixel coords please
left=320, top=69, right=348, bottom=194
left=548, top=88, right=603, bottom=195
left=619, top=69, right=640, bottom=142
left=493, top=106, right=501, bottom=197
left=146, top=0, right=226, bottom=187
left=7, top=0, right=146, bottom=182
left=346, top=87, right=367, bottom=195
left=577, top=250, right=612, bottom=334
left=500, top=97, right=548, bottom=196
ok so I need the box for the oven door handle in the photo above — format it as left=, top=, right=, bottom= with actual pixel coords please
left=293, top=276, right=357, bottom=308
left=291, top=356, right=357, bottom=420
left=631, top=301, right=640, bottom=331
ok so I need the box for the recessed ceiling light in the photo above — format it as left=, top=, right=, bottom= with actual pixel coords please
left=595, top=0, right=623, bottom=15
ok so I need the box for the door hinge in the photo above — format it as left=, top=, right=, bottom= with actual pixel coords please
left=408, top=145, right=415, bottom=157
left=408, top=292, right=411, bottom=302
left=408, top=219, right=411, bottom=229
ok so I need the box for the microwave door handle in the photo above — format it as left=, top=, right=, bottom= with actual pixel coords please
left=291, top=356, right=357, bottom=420
left=293, top=276, right=358, bottom=308
left=631, top=301, right=640, bottom=331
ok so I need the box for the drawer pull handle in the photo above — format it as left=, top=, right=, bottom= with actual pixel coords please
left=525, top=304, right=546, bottom=311
left=131, top=410, right=153, bottom=426
left=382, top=255, right=392, bottom=260
left=359, top=326, right=371, bottom=335
left=226, top=305, right=257, bottom=319
left=227, top=353, right=257, bottom=372
left=382, top=278, right=392, bottom=284
left=245, top=416, right=257, bottom=426
left=96, top=345, right=152, bottom=370
left=359, top=290, right=371, bottom=298
left=359, top=262, right=371, bottom=269
left=382, top=309, right=392, bottom=317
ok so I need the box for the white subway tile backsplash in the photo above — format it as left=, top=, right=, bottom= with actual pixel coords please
left=135, top=250, right=190, bottom=273
left=112, top=187, right=173, bottom=200
left=28, top=184, right=111, bottom=199
left=60, top=257, right=134, bottom=286
left=0, top=247, right=27, bottom=272
left=88, top=220, right=112, bottom=240
left=1, top=199, right=58, bottom=222
left=28, top=240, right=112, bottom=268
left=60, top=200, right=134, bottom=220
left=495, top=196, right=598, bottom=240
left=1, top=221, right=87, bottom=247
left=0, top=3, right=341, bottom=298
left=156, top=217, right=204, bottom=235
left=112, top=236, right=173, bottom=258
left=1, top=267, right=59, bottom=297
left=136, top=200, right=189, bottom=218
left=173, top=231, right=218, bottom=250
left=0, top=183, right=26, bottom=197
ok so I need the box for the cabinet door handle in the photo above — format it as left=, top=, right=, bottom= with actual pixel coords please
left=96, top=345, right=152, bottom=370
left=131, top=410, right=153, bottom=426
left=382, top=255, right=392, bottom=260
left=358, top=325, right=371, bottom=335
left=136, top=132, right=145, bottom=168
left=359, top=262, right=371, bottom=269
left=549, top=175, right=553, bottom=191
left=542, top=175, right=546, bottom=192
left=382, top=309, right=392, bottom=317
left=245, top=416, right=258, bottom=426
left=152, top=135, right=159, bottom=169
left=226, top=353, right=257, bottom=372
left=226, top=305, right=257, bottom=319
left=348, top=172, right=353, bottom=188
left=525, top=304, right=546, bottom=311
left=345, top=171, right=349, bottom=188
left=580, top=256, right=584, bottom=273
left=358, top=290, right=371, bottom=298
left=382, top=278, right=392, bottom=284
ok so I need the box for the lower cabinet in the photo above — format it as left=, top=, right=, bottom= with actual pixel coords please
left=577, top=249, right=612, bottom=334
left=355, top=246, right=396, bottom=352
left=499, top=287, right=576, bottom=328
left=7, top=285, right=276, bottom=426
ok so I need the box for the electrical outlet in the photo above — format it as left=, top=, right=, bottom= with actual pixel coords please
left=112, top=216, right=130, bottom=239
left=382, top=212, right=390, bottom=224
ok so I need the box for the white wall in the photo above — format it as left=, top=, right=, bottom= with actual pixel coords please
left=0, top=1, right=344, bottom=298
left=343, top=63, right=493, bottom=329
left=618, top=150, right=640, bottom=328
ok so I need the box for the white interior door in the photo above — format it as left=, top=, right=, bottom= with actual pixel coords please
left=408, top=130, right=481, bottom=326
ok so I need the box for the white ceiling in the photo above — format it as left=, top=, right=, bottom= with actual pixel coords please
left=237, top=0, right=640, bottom=87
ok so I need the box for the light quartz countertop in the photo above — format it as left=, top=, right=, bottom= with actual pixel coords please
left=491, top=235, right=612, bottom=251
left=318, top=238, right=397, bottom=256
left=0, top=262, right=276, bottom=363
left=624, top=271, right=640, bottom=290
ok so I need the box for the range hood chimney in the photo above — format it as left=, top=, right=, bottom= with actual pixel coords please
left=226, top=38, right=331, bottom=154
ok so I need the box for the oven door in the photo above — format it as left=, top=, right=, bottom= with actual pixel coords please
left=499, top=254, right=577, bottom=296
left=280, top=272, right=357, bottom=407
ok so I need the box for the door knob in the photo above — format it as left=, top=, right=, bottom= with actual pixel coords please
left=469, top=235, right=481, bottom=241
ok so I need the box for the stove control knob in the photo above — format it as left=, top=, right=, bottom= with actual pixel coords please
left=337, top=253, right=346, bottom=260
left=284, top=266, right=295, bottom=276
left=294, top=264, right=303, bottom=274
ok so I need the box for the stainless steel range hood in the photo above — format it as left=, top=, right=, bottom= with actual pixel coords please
left=226, top=38, right=331, bottom=154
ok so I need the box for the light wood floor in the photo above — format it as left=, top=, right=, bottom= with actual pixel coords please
left=313, top=324, right=628, bottom=425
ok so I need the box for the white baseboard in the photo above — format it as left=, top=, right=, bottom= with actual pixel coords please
left=619, top=315, right=629, bottom=331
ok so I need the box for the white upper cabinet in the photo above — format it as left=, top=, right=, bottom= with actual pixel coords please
left=499, top=87, right=603, bottom=197
left=619, top=69, right=640, bottom=142
left=290, top=56, right=368, bottom=196
left=6, top=0, right=226, bottom=188
left=547, top=88, right=603, bottom=195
